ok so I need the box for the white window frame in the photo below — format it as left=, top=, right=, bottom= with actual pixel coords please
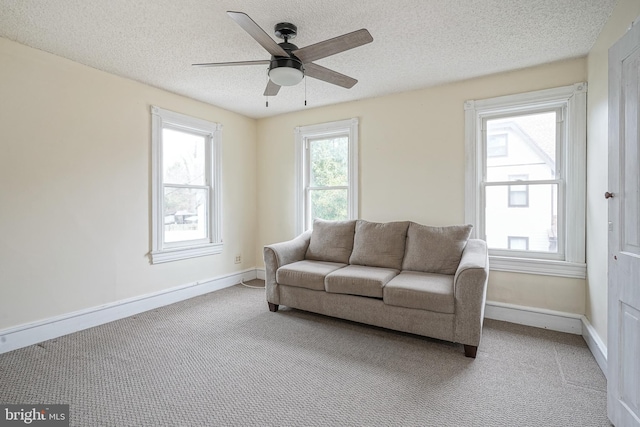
left=150, top=106, right=223, bottom=264
left=295, top=118, right=359, bottom=235
left=464, top=83, right=587, bottom=279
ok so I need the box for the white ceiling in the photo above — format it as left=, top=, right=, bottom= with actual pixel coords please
left=0, top=0, right=616, bottom=119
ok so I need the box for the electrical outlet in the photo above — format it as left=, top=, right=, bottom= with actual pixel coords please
left=234, top=254, right=242, bottom=264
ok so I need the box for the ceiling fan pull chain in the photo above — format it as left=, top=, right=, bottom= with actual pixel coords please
left=304, top=76, right=307, bottom=106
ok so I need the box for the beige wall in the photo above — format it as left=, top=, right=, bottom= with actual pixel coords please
left=586, top=1, right=640, bottom=344
left=257, top=57, right=587, bottom=314
left=0, top=38, right=258, bottom=330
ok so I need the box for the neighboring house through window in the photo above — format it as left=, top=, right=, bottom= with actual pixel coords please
left=295, top=119, right=359, bottom=234
left=150, top=106, right=222, bottom=264
left=464, top=83, right=586, bottom=278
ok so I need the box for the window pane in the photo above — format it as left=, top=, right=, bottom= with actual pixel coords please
left=163, top=128, right=206, bottom=185
left=486, top=111, right=556, bottom=182
left=310, top=189, right=348, bottom=222
left=485, top=183, right=558, bottom=253
left=309, top=136, right=348, bottom=187
left=164, top=186, right=208, bottom=243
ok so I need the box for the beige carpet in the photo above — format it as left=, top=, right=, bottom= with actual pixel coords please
left=0, top=281, right=609, bottom=426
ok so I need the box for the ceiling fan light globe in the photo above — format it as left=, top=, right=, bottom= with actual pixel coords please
left=269, top=67, right=304, bottom=86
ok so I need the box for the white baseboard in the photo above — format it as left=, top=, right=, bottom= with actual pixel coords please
left=485, top=301, right=583, bottom=334
left=256, top=268, right=265, bottom=280
left=0, top=268, right=258, bottom=355
left=581, top=316, right=608, bottom=378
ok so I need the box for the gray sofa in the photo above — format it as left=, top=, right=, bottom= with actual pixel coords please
left=263, top=219, right=489, bottom=357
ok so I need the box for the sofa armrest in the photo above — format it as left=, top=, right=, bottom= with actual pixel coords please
left=263, top=230, right=312, bottom=304
left=453, top=239, right=489, bottom=347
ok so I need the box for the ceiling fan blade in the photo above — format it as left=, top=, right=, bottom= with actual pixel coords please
left=292, top=29, right=373, bottom=64
left=264, top=80, right=281, bottom=96
left=304, top=63, right=357, bottom=89
left=192, top=60, right=270, bottom=67
left=227, top=11, right=289, bottom=58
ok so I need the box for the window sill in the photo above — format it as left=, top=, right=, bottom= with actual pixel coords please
left=489, top=255, right=586, bottom=279
left=150, top=242, right=223, bottom=264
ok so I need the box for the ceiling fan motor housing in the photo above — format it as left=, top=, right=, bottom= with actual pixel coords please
left=269, top=41, right=304, bottom=86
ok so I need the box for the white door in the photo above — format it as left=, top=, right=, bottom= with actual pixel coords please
left=608, top=18, right=640, bottom=427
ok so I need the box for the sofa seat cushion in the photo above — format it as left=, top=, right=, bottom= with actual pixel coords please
left=325, top=265, right=399, bottom=298
left=383, top=271, right=454, bottom=314
left=306, top=219, right=356, bottom=264
left=277, top=260, right=347, bottom=291
left=349, top=220, right=410, bottom=270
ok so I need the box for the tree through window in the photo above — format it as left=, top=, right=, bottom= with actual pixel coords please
left=295, top=119, right=359, bottom=233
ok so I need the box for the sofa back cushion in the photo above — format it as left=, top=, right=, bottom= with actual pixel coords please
left=349, top=220, right=409, bottom=270
left=402, top=223, right=473, bottom=275
left=305, top=219, right=356, bottom=264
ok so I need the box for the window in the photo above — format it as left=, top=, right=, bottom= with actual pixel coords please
left=465, top=84, right=586, bottom=278
left=508, top=174, right=529, bottom=207
left=508, top=236, right=529, bottom=251
left=150, top=106, right=222, bottom=263
left=487, top=133, right=508, bottom=157
left=295, top=119, right=359, bottom=234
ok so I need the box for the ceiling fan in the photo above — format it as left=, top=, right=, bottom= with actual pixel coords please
left=193, top=11, right=373, bottom=97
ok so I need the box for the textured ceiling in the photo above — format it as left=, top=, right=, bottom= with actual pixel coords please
left=0, top=0, right=616, bottom=119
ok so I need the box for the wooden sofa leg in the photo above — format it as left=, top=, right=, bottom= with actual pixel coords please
left=268, top=302, right=279, bottom=312
left=463, top=345, right=478, bottom=358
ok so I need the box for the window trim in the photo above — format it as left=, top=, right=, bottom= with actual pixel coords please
left=150, top=106, right=223, bottom=264
left=295, top=118, right=359, bottom=235
left=464, top=83, right=587, bottom=278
